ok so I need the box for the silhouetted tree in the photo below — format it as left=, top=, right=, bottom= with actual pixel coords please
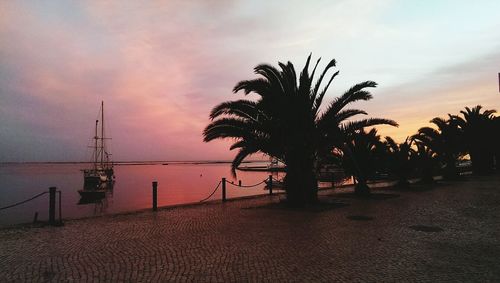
left=412, top=141, right=438, bottom=184
left=204, top=54, right=397, bottom=206
left=493, top=116, right=500, bottom=172
left=413, top=116, right=464, bottom=179
left=334, top=128, right=388, bottom=195
left=454, top=106, right=496, bottom=175
left=384, top=137, right=415, bottom=187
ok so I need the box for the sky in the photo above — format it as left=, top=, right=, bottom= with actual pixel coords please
left=1, top=0, right=499, bottom=162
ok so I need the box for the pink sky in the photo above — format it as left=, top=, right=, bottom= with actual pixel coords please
left=1, top=1, right=499, bottom=162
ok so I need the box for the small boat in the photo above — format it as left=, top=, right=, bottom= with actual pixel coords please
left=82, top=101, right=114, bottom=190
left=237, top=165, right=269, bottom=171
left=78, top=180, right=113, bottom=203
left=237, top=157, right=286, bottom=172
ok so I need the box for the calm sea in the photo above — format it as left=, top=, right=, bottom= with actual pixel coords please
left=0, top=162, right=282, bottom=226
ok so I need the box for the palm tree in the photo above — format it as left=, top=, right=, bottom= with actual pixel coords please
left=454, top=105, right=496, bottom=175
left=334, top=128, right=387, bottom=195
left=203, top=54, right=397, bottom=206
left=384, top=137, right=415, bottom=187
left=413, top=115, right=464, bottom=179
left=412, top=140, right=438, bottom=184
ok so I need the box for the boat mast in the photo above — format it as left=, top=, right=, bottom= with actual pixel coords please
left=94, top=119, right=98, bottom=170
left=100, top=101, right=104, bottom=167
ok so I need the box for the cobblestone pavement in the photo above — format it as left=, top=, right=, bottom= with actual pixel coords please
left=1, top=175, right=499, bottom=282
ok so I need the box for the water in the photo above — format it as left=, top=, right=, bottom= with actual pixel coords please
left=0, top=162, right=280, bottom=226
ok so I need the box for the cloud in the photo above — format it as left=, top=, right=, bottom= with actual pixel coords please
left=1, top=0, right=500, bottom=161
left=0, top=1, right=253, bottom=161
left=365, top=48, right=500, bottom=141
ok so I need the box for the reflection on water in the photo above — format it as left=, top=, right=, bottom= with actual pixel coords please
left=0, top=162, right=278, bottom=226
left=77, top=181, right=114, bottom=216
left=78, top=192, right=111, bottom=215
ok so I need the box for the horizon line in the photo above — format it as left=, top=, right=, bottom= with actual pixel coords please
left=0, top=159, right=266, bottom=165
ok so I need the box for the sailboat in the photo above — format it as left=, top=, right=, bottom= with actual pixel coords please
left=79, top=101, right=114, bottom=197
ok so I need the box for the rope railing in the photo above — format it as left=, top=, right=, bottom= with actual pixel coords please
left=0, top=191, right=48, bottom=211
left=199, top=181, right=222, bottom=202
left=0, top=187, right=63, bottom=226
left=227, top=179, right=267, bottom=188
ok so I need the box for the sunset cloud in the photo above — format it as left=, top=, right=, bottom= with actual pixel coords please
left=1, top=1, right=499, bottom=161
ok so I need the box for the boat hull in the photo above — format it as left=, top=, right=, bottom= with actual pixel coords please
left=78, top=189, right=106, bottom=198
left=84, top=174, right=101, bottom=185
left=237, top=166, right=286, bottom=172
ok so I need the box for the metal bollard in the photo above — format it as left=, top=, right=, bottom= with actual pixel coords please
left=238, top=180, right=242, bottom=186
left=58, top=191, right=62, bottom=224
left=49, top=187, right=56, bottom=225
left=268, top=175, right=273, bottom=195
left=222, top=178, right=226, bottom=202
left=152, top=181, right=158, bottom=211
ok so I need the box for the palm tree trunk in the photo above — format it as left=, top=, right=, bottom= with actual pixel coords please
left=443, top=156, right=459, bottom=180
left=284, top=153, right=318, bottom=207
left=470, top=149, right=494, bottom=175
left=354, top=178, right=370, bottom=196
left=341, top=144, right=371, bottom=196
left=495, top=151, right=500, bottom=173
left=397, top=178, right=410, bottom=188
left=421, top=165, right=435, bottom=184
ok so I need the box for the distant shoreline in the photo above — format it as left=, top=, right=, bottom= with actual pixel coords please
left=0, top=160, right=264, bottom=166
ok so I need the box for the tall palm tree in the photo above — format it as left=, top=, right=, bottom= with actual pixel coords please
left=413, top=115, right=464, bottom=179
left=454, top=105, right=496, bottom=175
left=384, top=137, right=415, bottom=187
left=203, top=54, right=397, bottom=206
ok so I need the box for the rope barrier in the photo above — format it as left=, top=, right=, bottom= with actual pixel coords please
left=227, top=180, right=267, bottom=188
left=199, top=181, right=222, bottom=202
left=0, top=191, right=48, bottom=211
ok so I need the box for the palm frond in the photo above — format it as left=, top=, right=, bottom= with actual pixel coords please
left=233, top=78, right=270, bottom=95
left=342, top=118, right=398, bottom=133
left=483, top=109, right=497, bottom=117
left=332, top=109, right=367, bottom=123
left=320, top=81, right=376, bottom=120
left=313, top=70, right=339, bottom=115
left=278, top=61, right=298, bottom=96
left=312, top=59, right=337, bottom=97
left=229, top=140, right=247, bottom=150
left=384, top=136, right=398, bottom=150
left=417, top=127, right=439, bottom=137
left=430, top=117, right=447, bottom=130
left=298, top=53, right=313, bottom=98
left=203, top=118, right=256, bottom=142
left=209, top=100, right=259, bottom=120
left=254, top=64, right=286, bottom=96
left=231, top=147, right=258, bottom=177
left=309, top=57, right=322, bottom=86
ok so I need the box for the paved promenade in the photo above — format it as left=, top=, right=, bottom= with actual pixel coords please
left=1, top=175, right=499, bottom=282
